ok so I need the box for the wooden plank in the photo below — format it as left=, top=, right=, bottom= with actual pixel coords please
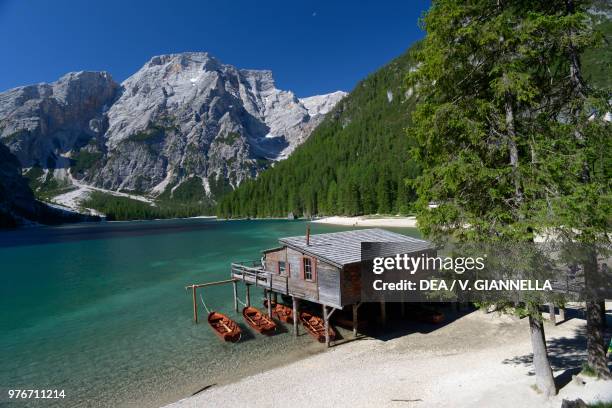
left=267, top=290, right=273, bottom=317
left=232, top=281, right=238, bottom=312
left=288, top=277, right=318, bottom=299
left=323, top=304, right=330, bottom=347
left=317, top=261, right=341, bottom=306
left=263, top=248, right=286, bottom=273
left=292, top=296, right=299, bottom=336
left=232, top=265, right=289, bottom=295
left=286, top=247, right=302, bottom=278
left=186, top=279, right=237, bottom=289
left=192, top=286, right=198, bottom=324
left=353, top=303, right=358, bottom=337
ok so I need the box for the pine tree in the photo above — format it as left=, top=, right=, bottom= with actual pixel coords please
left=541, top=0, right=611, bottom=379
left=326, top=181, right=338, bottom=215
left=405, top=0, right=610, bottom=396
left=376, top=176, right=392, bottom=214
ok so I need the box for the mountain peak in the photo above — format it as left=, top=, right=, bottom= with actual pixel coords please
left=300, top=91, right=347, bottom=116
left=146, top=51, right=220, bottom=69
left=57, top=70, right=114, bottom=82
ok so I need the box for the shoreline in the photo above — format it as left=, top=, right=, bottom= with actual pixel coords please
left=312, top=215, right=418, bottom=228
left=163, top=305, right=612, bottom=408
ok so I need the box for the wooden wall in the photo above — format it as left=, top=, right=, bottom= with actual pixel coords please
left=264, top=246, right=345, bottom=308
left=340, top=263, right=362, bottom=305
left=263, top=248, right=287, bottom=275
left=317, top=261, right=341, bottom=307
left=286, top=248, right=318, bottom=301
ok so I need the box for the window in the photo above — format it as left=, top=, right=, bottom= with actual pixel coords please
left=303, top=258, right=313, bottom=281
left=278, top=261, right=286, bottom=274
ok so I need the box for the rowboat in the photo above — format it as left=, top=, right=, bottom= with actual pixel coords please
left=207, top=312, right=242, bottom=342
left=242, top=306, right=277, bottom=335
left=263, top=299, right=294, bottom=323
left=299, top=311, right=336, bottom=343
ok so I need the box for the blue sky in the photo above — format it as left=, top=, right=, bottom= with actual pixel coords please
left=0, top=0, right=428, bottom=97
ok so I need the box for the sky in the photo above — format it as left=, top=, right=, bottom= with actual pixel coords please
left=0, top=0, right=428, bottom=97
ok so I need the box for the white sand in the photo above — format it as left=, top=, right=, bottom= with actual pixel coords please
left=313, top=215, right=418, bottom=228
left=163, top=307, right=611, bottom=408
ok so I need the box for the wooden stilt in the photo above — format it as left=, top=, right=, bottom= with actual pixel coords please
left=380, top=301, right=387, bottom=327
left=267, top=290, right=273, bottom=317
left=352, top=303, right=358, bottom=337
left=246, top=284, right=251, bottom=307
left=232, top=281, right=238, bottom=312
left=292, top=296, right=299, bottom=337
left=323, top=305, right=330, bottom=347
left=192, top=286, right=198, bottom=323
left=548, top=303, right=556, bottom=326
left=559, top=307, right=565, bottom=322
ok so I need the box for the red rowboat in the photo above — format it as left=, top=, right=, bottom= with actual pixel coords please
left=299, top=311, right=336, bottom=343
left=263, top=299, right=294, bottom=323
left=242, top=306, right=277, bottom=335
left=207, top=312, right=241, bottom=342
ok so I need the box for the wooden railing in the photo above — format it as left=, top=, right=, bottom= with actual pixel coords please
left=231, top=261, right=289, bottom=294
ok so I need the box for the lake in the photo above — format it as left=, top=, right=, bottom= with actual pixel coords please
left=0, top=219, right=419, bottom=407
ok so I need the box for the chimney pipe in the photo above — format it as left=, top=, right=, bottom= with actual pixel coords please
left=306, top=225, right=311, bottom=246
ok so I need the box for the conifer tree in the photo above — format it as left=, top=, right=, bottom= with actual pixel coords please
left=543, top=0, right=611, bottom=379
left=406, top=0, right=610, bottom=395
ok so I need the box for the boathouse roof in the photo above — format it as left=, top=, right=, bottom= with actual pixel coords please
left=279, top=228, right=434, bottom=268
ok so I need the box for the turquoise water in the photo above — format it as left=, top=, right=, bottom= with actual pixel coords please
left=0, top=219, right=419, bottom=407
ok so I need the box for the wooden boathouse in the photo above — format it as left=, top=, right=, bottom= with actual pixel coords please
left=229, top=228, right=435, bottom=346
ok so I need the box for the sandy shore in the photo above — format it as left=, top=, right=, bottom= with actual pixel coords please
left=163, top=306, right=611, bottom=408
left=313, top=215, right=418, bottom=228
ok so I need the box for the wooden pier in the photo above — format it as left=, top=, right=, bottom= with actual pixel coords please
left=186, top=229, right=436, bottom=347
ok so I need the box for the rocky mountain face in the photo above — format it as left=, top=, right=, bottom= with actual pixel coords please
left=0, top=52, right=346, bottom=211
left=0, top=71, right=119, bottom=169
left=0, top=143, right=96, bottom=227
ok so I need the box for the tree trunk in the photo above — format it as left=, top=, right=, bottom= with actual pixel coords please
left=504, top=93, right=523, bottom=204
left=528, top=306, right=557, bottom=396
left=504, top=89, right=554, bottom=394
left=586, top=300, right=611, bottom=379
left=565, top=0, right=586, bottom=99
left=583, top=252, right=611, bottom=379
